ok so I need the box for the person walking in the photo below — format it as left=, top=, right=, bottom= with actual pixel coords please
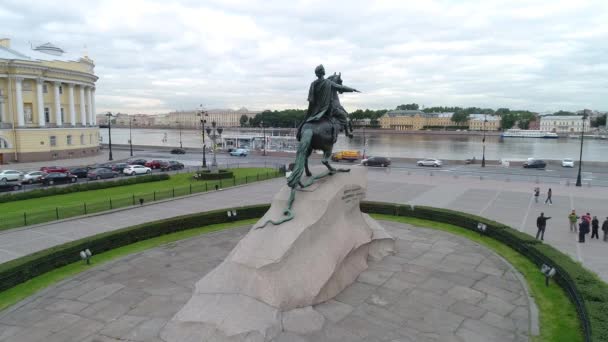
left=534, top=187, right=540, bottom=203
left=579, top=215, right=590, bottom=243
left=568, top=210, right=579, bottom=232
left=536, top=213, right=551, bottom=241
left=544, top=188, right=552, bottom=205
left=591, top=216, right=600, bottom=239
left=602, top=217, right=608, bottom=242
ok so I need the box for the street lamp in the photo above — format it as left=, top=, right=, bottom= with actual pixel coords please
left=176, top=121, right=183, bottom=149
left=198, top=106, right=208, bottom=168
left=261, top=120, right=266, bottom=156
left=105, top=112, right=115, bottom=161
left=482, top=114, right=487, bottom=168
left=128, top=117, right=136, bottom=157
left=205, top=121, right=223, bottom=170
left=576, top=112, right=588, bottom=187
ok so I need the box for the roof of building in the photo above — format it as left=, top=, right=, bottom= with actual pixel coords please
left=469, top=114, right=500, bottom=121
left=0, top=40, right=85, bottom=63
left=385, top=110, right=454, bottom=118
left=540, top=115, right=584, bottom=120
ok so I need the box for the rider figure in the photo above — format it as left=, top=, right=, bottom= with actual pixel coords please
left=297, top=64, right=358, bottom=140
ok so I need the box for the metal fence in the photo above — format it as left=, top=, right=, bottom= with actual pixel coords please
left=0, top=168, right=284, bottom=231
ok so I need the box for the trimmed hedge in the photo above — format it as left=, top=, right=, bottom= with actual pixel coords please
left=361, top=201, right=604, bottom=342
left=0, top=174, right=170, bottom=203
left=0, top=203, right=270, bottom=292
left=195, top=169, right=234, bottom=180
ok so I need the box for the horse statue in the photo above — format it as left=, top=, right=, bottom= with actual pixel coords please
left=256, top=69, right=360, bottom=228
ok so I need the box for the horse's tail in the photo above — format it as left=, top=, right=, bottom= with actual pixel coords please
left=287, top=127, right=312, bottom=188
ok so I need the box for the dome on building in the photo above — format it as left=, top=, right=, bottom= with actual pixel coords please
left=33, top=42, right=65, bottom=56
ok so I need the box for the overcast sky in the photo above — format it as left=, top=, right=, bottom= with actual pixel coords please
left=2, top=0, right=607, bottom=114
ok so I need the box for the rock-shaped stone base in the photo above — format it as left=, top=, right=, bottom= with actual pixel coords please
left=161, top=166, right=394, bottom=341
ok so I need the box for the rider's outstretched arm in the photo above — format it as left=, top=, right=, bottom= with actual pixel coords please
left=331, top=82, right=360, bottom=93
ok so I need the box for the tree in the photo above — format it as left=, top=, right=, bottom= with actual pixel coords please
left=591, top=114, right=607, bottom=128
left=396, top=103, right=419, bottom=110
left=239, top=114, right=249, bottom=127
left=451, top=111, right=470, bottom=126
left=500, top=112, right=518, bottom=130
left=552, top=110, right=575, bottom=116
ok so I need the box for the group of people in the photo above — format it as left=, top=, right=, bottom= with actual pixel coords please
left=536, top=210, right=608, bottom=243
left=533, top=187, right=552, bottom=204
left=568, top=210, right=608, bottom=243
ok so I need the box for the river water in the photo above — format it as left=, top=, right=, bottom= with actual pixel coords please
left=100, top=128, right=608, bottom=162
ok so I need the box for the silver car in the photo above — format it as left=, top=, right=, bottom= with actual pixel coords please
left=22, top=171, right=46, bottom=184
left=417, top=158, right=443, bottom=167
left=0, top=170, right=23, bottom=182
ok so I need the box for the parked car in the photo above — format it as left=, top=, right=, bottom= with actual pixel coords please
left=523, top=159, right=547, bottom=169
left=0, top=170, right=23, bottom=182
left=41, top=172, right=78, bottom=185
left=160, top=160, right=185, bottom=171
left=362, top=156, right=391, bottom=167
left=171, top=148, right=186, bottom=154
left=87, top=168, right=119, bottom=180
left=123, top=165, right=152, bottom=176
left=145, top=160, right=164, bottom=169
left=22, top=171, right=46, bottom=184
left=562, top=158, right=574, bottom=168
left=331, top=150, right=360, bottom=162
left=40, top=166, right=69, bottom=173
left=230, top=148, right=249, bottom=157
left=110, top=163, right=129, bottom=173
left=69, top=167, right=90, bottom=178
left=417, top=158, right=442, bottom=167
left=0, top=182, right=21, bottom=192
left=128, top=158, right=147, bottom=166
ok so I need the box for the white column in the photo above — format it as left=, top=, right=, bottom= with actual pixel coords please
left=68, top=84, right=76, bottom=126
left=79, top=86, right=87, bottom=126
left=36, top=79, right=45, bottom=127
left=53, top=81, right=62, bottom=126
left=0, top=98, right=5, bottom=123
left=91, top=88, right=96, bottom=125
left=15, top=77, right=24, bottom=127
left=86, top=87, right=93, bottom=125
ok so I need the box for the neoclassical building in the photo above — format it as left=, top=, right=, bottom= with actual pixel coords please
left=0, top=38, right=99, bottom=163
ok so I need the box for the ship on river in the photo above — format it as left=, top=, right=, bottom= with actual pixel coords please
left=501, top=129, right=559, bottom=139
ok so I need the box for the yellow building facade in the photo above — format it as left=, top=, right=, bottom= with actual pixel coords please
left=379, top=110, right=456, bottom=130
left=0, top=39, right=99, bottom=163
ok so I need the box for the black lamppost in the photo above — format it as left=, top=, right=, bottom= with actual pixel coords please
left=198, top=106, right=208, bottom=168
left=261, top=120, right=266, bottom=156
left=482, top=114, right=487, bottom=167
left=128, top=117, right=136, bottom=157
left=176, top=121, right=183, bottom=148
left=576, top=113, right=587, bottom=187
left=206, top=121, right=223, bottom=169
left=105, top=112, right=115, bottom=161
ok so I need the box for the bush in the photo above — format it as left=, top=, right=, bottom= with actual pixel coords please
left=360, top=201, right=606, bottom=342
left=0, top=203, right=270, bottom=292
left=0, top=174, right=170, bottom=203
left=194, top=169, right=234, bottom=180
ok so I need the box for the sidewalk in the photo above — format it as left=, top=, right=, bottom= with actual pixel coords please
left=1, top=168, right=607, bottom=283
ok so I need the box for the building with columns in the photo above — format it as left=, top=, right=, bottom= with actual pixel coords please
left=0, top=39, right=99, bottom=163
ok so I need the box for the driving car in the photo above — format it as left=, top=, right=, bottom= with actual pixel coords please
left=171, top=148, right=186, bottom=154
left=69, top=167, right=90, bottom=178
left=144, top=160, right=164, bottom=169
left=523, top=159, right=547, bottom=169
left=87, top=168, right=119, bottom=180
left=128, top=158, right=147, bottom=166
left=110, top=163, right=129, bottom=173
left=123, top=165, right=152, bottom=176
left=160, top=160, right=185, bottom=171
left=40, top=166, right=69, bottom=173
left=417, top=158, right=442, bottom=167
left=0, top=182, right=21, bottom=192
left=40, top=172, right=78, bottom=185
left=0, top=170, right=23, bottom=182
left=562, top=158, right=574, bottom=168
left=230, top=148, right=249, bottom=157
left=21, top=171, right=46, bottom=184
left=361, top=156, right=391, bottom=167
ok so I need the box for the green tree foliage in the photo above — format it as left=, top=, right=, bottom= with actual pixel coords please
left=552, top=110, right=575, bottom=116
left=500, top=112, right=518, bottom=129
left=239, top=114, right=249, bottom=127
left=423, top=107, right=494, bottom=115
left=396, top=103, right=419, bottom=110
left=250, top=109, right=306, bottom=128
left=591, top=114, right=607, bottom=127
left=450, top=111, right=470, bottom=126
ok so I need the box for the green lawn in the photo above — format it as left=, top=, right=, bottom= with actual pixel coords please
left=372, top=214, right=583, bottom=342
left=0, top=168, right=279, bottom=230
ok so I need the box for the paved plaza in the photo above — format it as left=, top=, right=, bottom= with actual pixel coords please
left=0, top=222, right=533, bottom=342
left=1, top=167, right=607, bottom=283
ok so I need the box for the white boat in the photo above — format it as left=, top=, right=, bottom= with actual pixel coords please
left=501, top=129, right=559, bottom=139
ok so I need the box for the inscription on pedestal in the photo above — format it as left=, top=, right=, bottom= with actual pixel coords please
left=341, top=185, right=365, bottom=204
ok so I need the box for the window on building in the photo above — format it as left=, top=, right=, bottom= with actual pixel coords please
left=0, top=137, right=9, bottom=149
left=44, top=108, right=50, bottom=123
left=22, top=81, right=32, bottom=91
left=67, top=135, right=72, bottom=145
left=50, top=136, right=56, bottom=146
left=43, top=84, right=48, bottom=93
left=59, top=86, right=63, bottom=94
left=80, top=134, right=85, bottom=145
left=61, top=108, right=65, bottom=123
left=89, top=134, right=93, bottom=144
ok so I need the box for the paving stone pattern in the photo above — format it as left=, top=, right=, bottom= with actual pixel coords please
left=0, top=221, right=531, bottom=342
